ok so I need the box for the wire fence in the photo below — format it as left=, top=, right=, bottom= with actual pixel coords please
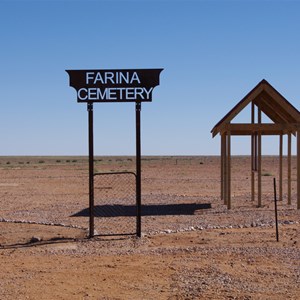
left=93, top=172, right=136, bottom=236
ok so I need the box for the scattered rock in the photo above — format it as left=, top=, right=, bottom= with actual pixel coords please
left=30, top=236, right=42, bottom=243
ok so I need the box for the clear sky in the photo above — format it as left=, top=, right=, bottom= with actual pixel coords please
left=0, top=0, right=299, bottom=156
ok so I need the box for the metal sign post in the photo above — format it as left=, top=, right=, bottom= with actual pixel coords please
left=136, top=102, right=142, bottom=237
left=87, top=102, right=94, bottom=238
left=66, top=68, right=163, bottom=238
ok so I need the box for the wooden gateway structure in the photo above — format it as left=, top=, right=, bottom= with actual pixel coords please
left=211, top=79, right=300, bottom=209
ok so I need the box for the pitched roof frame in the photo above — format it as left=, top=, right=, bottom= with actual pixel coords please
left=211, top=79, right=300, bottom=137
left=212, top=79, right=300, bottom=210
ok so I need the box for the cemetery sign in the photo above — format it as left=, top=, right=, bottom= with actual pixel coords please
left=66, top=69, right=163, bottom=103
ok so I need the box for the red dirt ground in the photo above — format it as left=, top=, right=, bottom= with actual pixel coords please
left=0, top=156, right=299, bottom=299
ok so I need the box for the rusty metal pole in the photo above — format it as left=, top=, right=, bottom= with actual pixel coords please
left=88, top=103, right=94, bottom=238
left=136, top=102, right=142, bottom=237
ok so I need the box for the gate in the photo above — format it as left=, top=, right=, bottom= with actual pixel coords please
left=93, top=172, right=137, bottom=236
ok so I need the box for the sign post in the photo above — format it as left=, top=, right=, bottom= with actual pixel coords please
left=87, top=102, right=94, bottom=238
left=66, top=69, right=163, bottom=238
left=136, top=102, right=142, bottom=237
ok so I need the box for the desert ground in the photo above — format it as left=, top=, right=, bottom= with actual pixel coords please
left=0, top=156, right=299, bottom=299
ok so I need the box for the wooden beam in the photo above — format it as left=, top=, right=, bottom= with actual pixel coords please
left=259, top=93, right=295, bottom=124
left=225, top=131, right=296, bottom=136
left=288, top=133, right=292, bottom=205
left=279, top=134, right=283, bottom=202
left=256, top=97, right=286, bottom=124
left=252, top=102, right=255, bottom=124
left=211, top=78, right=300, bottom=138
left=224, top=123, right=296, bottom=133
left=211, top=83, right=265, bottom=137
left=264, top=84, right=300, bottom=122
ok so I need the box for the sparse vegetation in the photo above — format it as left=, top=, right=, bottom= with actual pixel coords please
left=262, top=172, right=272, bottom=176
left=38, top=160, right=45, bottom=164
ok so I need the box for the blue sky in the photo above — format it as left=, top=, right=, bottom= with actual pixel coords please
left=0, top=0, right=299, bottom=156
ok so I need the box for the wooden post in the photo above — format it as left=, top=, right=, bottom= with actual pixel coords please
left=257, top=108, right=262, bottom=207
left=297, top=130, right=300, bottom=209
left=227, top=131, right=231, bottom=209
left=224, top=134, right=228, bottom=206
left=251, top=134, right=255, bottom=202
left=254, top=133, right=258, bottom=171
left=251, top=102, right=255, bottom=202
left=279, top=134, right=283, bottom=202
left=251, top=173, right=255, bottom=202
left=221, top=134, right=225, bottom=200
left=288, top=133, right=292, bottom=205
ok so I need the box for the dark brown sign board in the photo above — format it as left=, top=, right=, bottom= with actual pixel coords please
left=66, top=69, right=163, bottom=102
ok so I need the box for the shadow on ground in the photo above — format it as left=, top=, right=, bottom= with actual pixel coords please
left=71, top=203, right=212, bottom=217
left=0, top=237, right=83, bottom=249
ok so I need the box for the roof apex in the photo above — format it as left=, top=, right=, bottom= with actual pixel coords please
left=211, top=80, right=300, bottom=137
